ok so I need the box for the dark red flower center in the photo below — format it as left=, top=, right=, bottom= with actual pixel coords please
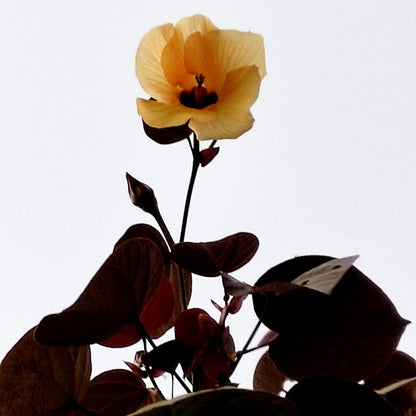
left=180, top=74, right=218, bottom=109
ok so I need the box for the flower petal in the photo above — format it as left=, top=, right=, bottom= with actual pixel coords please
left=189, top=65, right=262, bottom=140
left=189, top=108, right=255, bottom=141
left=137, top=98, right=192, bottom=129
left=184, top=29, right=265, bottom=94
left=136, top=15, right=265, bottom=142
left=160, top=15, right=218, bottom=91
left=183, top=31, right=222, bottom=92
left=215, top=30, right=266, bottom=79
left=175, top=14, right=218, bottom=40
left=136, top=23, right=178, bottom=104
left=220, top=65, right=261, bottom=109
left=138, top=65, right=261, bottom=141
left=161, top=31, right=195, bottom=91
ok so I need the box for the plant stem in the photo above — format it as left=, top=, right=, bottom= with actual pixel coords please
left=180, top=133, right=200, bottom=243
left=153, top=209, right=175, bottom=248
left=230, top=318, right=262, bottom=376
left=229, top=297, right=269, bottom=376
left=178, top=133, right=200, bottom=308
left=136, top=318, right=192, bottom=394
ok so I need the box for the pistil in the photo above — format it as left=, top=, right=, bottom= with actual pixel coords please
left=180, top=74, right=218, bottom=109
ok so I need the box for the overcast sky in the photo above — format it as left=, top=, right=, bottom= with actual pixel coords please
left=1, top=0, right=415, bottom=390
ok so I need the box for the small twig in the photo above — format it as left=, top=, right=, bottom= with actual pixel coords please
left=230, top=318, right=262, bottom=375
left=236, top=343, right=268, bottom=355
left=148, top=370, right=166, bottom=400
left=230, top=297, right=269, bottom=376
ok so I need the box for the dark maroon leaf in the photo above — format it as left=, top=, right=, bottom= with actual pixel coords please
left=114, top=224, right=170, bottom=262
left=384, top=379, right=416, bottom=415
left=200, top=146, right=220, bottom=167
left=35, top=237, right=167, bottom=347
left=174, top=309, right=236, bottom=389
left=0, top=328, right=91, bottom=415
left=172, top=232, right=259, bottom=277
left=227, top=295, right=246, bottom=314
left=80, top=369, right=152, bottom=416
left=175, top=308, right=218, bottom=347
left=286, top=376, right=398, bottom=416
left=253, top=255, right=408, bottom=381
left=114, top=224, right=192, bottom=330
left=365, top=351, right=416, bottom=390
left=142, top=118, right=191, bottom=144
left=36, top=225, right=191, bottom=347
left=253, top=351, right=288, bottom=395
left=101, top=322, right=141, bottom=348
left=142, top=340, right=193, bottom=374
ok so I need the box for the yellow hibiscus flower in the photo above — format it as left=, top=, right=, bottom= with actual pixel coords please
left=136, top=15, right=266, bottom=141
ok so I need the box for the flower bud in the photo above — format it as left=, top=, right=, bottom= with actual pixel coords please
left=126, top=172, right=159, bottom=216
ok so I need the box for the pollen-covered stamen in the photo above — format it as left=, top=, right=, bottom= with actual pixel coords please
left=180, top=73, right=218, bottom=109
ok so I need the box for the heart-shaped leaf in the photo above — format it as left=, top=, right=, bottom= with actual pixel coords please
left=253, top=351, right=288, bottom=395
left=172, top=232, right=259, bottom=277
left=174, top=309, right=236, bottom=388
left=114, top=225, right=192, bottom=338
left=0, top=327, right=91, bottom=415
left=175, top=308, right=218, bottom=347
left=36, top=234, right=169, bottom=347
left=113, top=224, right=170, bottom=262
left=365, top=351, right=416, bottom=391
left=80, top=369, right=155, bottom=416
left=129, top=387, right=299, bottom=416
left=115, top=224, right=192, bottom=326
left=253, top=255, right=408, bottom=381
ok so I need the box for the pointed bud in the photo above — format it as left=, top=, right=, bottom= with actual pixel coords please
left=126, top=172, right=159, bottom=216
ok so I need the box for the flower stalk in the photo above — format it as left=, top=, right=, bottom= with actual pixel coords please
left=180, top=133, right=200, bottom=243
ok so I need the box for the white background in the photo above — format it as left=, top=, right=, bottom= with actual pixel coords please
left=1, top=0, right=415, bottom=391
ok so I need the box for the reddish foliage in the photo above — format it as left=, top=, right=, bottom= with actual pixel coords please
left=172, top=232, right=259, bottom=277
left=175, top=309, right=236, bottom=389
left=100, top=322, right=141, bottom=348
left=253, top=255, right=408, bottom=381
left=200, top=146, right=220, bottom=167
left=35, top=225, right=190, bottom=348
left=142, top=117, right=191, bottom=144
left=140, top=277, right=175, bottom=339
